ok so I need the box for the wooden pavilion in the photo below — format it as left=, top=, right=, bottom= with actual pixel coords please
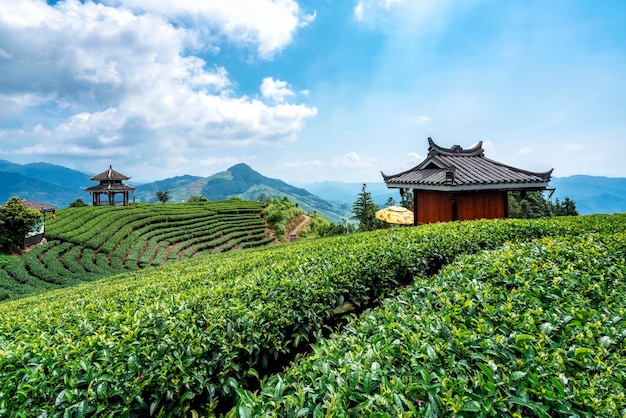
left=84, top=165, right=135, bottom=206
left=21, top=199, right=57, bottom=248
left=381, top=138, right=553, bottom=225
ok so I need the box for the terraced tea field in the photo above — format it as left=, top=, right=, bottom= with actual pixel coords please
left=0, top=201, right=273, bottom=301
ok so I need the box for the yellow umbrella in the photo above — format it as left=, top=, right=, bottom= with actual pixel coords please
left=375, top=206, right=414, bottom=225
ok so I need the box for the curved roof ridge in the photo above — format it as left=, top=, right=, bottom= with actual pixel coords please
left=427, top=137, right=484, bottom=157
left=382, top=137, right=553, bottom=191
left=90, top=164, right=131, bottom=181
left=482, top=156, right=553, bottom=181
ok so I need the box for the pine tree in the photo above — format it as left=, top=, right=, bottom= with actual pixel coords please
left=385, top=196, right=396, bottom=207
left=351, top=184, right=380, bottom=231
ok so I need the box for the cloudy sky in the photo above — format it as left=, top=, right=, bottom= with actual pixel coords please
left=1, top=0, right=625, bottom=183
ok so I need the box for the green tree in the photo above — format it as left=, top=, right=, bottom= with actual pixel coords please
left=69, top=198, right=88, bottom=207
left=156, top=190, right=170, bottom=204
left=552, top=197, right=578, bottom=216
left=0, top=197, right=42, bottom=252
left=385, top=196, right=396, bottom=207
left=351, top=184, right=381, bottom=232
left=399, top=189, right=414, bottom=210
left=509, top=191, right=578, bottom=218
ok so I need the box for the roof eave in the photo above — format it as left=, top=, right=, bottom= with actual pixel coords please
left=384, top=181, right=551, bottom=192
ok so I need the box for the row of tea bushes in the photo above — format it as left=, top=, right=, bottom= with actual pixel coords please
left=238, top=231, right=626, bottom=417
left=0, top=202, right=272, bottom=301
left=0, top=214, right=625, bottom=416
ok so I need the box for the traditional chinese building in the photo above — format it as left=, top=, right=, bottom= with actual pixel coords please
left=381, top=138, right=553, bottom=225
left=21, top=199, right=56, bottom=248
left=84, top=165, right=135, bottom=206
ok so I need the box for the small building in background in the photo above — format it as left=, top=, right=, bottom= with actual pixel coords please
left=21, top=199, right=57, bottom=248
left=84, top=165, right=135, bottom=206
left=382, top=138, right=553, bottom=225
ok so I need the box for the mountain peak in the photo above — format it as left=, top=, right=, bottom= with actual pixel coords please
left=228, top=162, right=252, bottom=170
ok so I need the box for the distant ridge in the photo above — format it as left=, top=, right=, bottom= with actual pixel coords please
left=137, top=163, right=351, bottom=223
left=297, top=176, right=626, bottom=216
left=133, top=175, right=204, bottom=203
left=549, top=175, right=626, bottom=215
left=201, top=163, right=313, bottom=200
left=0, top=159, right=623, bottom=217
left=0, top=161, right=91, bottom=208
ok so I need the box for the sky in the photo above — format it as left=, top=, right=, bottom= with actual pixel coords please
left=0, top=0, right=625, bottom=184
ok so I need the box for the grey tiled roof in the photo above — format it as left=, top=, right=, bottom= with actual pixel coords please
left=90, top=165, right=131, bottom=181
left=20, top=199, right=57, bottom=213
left=382, top=138, right=552, bottom=191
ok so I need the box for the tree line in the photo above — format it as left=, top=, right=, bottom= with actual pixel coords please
left=351, top=184, right=578, bottom=232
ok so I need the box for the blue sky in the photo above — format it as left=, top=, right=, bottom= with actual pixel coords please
left=0, top=0, right=625, bottom=183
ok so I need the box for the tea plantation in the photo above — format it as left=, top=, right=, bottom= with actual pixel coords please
left=0, top=201, right=272, bottom=301
left=0, top=211, right=625, bottom=417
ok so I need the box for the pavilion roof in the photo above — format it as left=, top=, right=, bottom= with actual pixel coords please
left=382, top=138, right=553, bottom=192
left=84, top=183, right=136, bottom=192
left=20, top=199, right=57, bottom=213
left=90, top=165, right=131, bottom=181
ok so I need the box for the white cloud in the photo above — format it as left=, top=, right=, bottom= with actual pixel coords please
left=407, top=152, right=424, bottom=163
left=103, top=0, right=309, bottom=59
left=261, top=77, right=296, bottom=103
left=406, top=115, right=431, bottom=124
left=354, top=1, right=365, bottom=20
left=281, top=160, right=323, bottom=169
left=518, top=147, right=533, bottom=154
left=0, top=0, right=317, bottom=177
left=332, top=152, right=373, bottom=169
left=352, top=0, right=460, bottom=32
left=385, top=0, right=404, bottom=7
left=198, top=156, right=257, bottom=168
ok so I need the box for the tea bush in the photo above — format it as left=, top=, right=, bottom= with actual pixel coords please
left=0, top=201, right=272, bottom=300
left=238, top=231, right=626, bottom=417
left=0, top=214, right=625, bottom=416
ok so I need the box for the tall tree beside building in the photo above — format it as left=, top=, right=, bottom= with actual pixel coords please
left=399, top=189, right=414, bottom=210
left=351, top=184, right=381, bottom=232
left=509, top=191, right=578, bottom=218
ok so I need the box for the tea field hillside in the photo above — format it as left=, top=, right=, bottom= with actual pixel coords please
left=0, top=200, right=273, bottom=301
left=0, top=213, right=625, bottom=416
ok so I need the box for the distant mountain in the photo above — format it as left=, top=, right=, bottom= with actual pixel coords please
left=0, top=160, right=91, bottom=191
left=1, top=158, right=623, bottom=218
left=294, top=181, right=398, bottom=208
left=299, top=176, right=626, bottom=216
left=136, top=163, right=351, bottom=223
left=550, top=175, right=626, bottom=215
left=134, top=175, right=204, bottom=203
left=0, top=161, right=92, bottom=208
left=200, top=163, right=351, bottom=222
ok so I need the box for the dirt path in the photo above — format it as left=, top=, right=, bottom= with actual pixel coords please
left=287, top=215, right=311, bottom=241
